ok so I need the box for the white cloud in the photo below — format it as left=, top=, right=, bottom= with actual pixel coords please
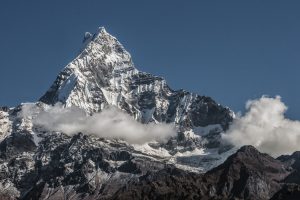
left=23, top=104, right=176, bottom=144
left=222, top=96, right=300, bottom=157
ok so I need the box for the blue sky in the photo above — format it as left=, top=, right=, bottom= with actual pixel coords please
left=0, top=0, right=299, bottom=119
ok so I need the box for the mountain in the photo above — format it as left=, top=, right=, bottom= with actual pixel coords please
left=38, top=27, right=235, bottom=170
left=0, top=27, right=235, bottom=199
left=2, top=27, right=299, bottom=200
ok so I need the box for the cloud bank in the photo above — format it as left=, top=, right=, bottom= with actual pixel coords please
left=23, top=104, right=176, bottom=144
left=222, top=96, right=300, bottom=157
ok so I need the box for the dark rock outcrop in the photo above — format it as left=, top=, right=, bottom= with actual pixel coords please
left=112, top=146, right=292, bottom=200
left=270, top=184, right=300, bottom=200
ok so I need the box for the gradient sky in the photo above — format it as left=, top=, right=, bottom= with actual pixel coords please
left=0, top=1, right=299, bottom=119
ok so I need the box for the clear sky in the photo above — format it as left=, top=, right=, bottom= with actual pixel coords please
left=0, top=0, right=299, bottom=119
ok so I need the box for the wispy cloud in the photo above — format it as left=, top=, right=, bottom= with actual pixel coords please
left=22, top=103, right=176, bottom=144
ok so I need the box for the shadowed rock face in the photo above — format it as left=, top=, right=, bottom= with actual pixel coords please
left=270, top=184, right=300, bottom=200
left=0, top=132, right=36, bottom=159
left=203, top=146, right=289, bottom=199
left=111, top=167, right=205, bottom=200
left=277, top=151, right=300, bottom=185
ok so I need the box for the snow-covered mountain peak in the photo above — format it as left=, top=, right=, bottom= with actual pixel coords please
left=40, top=28, right=138, bottom=113
left=79, top=27, right=133, bottom=67
left=40, top=27, right=233, bottom=133
left=94, top=26, right=108, bottom=37
left=89, top=26, right=115, bottom=44
left=82, top=27, right=110, bottom=43
left=97, top=26, right=107, bottom=33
